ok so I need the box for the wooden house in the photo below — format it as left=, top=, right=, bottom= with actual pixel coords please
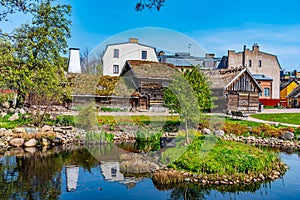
left=120, top=60, right=178, bottom=110
left=286, top=85, right=300, bottom=108
left=280, top=79, right=299, bottom=107
left=203, top=67, right=262, bottom=113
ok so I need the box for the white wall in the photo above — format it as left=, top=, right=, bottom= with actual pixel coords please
left=102, top=43, right=158, bottom=76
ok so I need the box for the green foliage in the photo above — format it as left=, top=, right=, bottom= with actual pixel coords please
left=55, top=115, right=74, bottom=126
left=167, top=136, right=283, bottom=176
left=0, top=1, right=71, bottom=126
left=75, top=102, right=99, bottom=131
left=164, top=67, right=213, bottom=142
left=100, top=107, right=126, bottom=112
left=85, top=132, right=114, bottom=143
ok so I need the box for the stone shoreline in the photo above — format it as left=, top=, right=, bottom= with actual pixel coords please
left=153, top=163, right=288, bottom=186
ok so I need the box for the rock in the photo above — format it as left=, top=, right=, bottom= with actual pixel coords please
left=52, top=137, right=62, bottom=145
left=7, top=108, right=15, bottom=114
left=202, top=128, right=211, bottom=135
left=19, top=108, right=26, bottom=114
left=1, top=112, right=7, bottom=118
left=24, top=147, right=37, bottom=154
left=54, top=127, right=64, bottom=133
left=2, top=101, right=10, bottom=109
left=8, top=113, right=19, bottom=121
left=9, top=138, right=25, bottom=147
left=41, top=138, right=49, bottom=146
left=13, top=127, right=26, bottom=134
left=24, top=138, right=38, bottom=147
left=25, top=127, right=38, bottom=134
left=214, top=130, right=225, bottom=137
left=41, top=125, right=52, bottom=132
left=281, top=132, right=294, bottom=140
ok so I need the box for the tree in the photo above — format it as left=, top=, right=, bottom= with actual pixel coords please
left=0, top=0, right=43, bottom=21
left=0, top=0, right=71, bottom=126
left=135, top=0, right=166, bottom=11
left=164, top=68, right=213, bottom=143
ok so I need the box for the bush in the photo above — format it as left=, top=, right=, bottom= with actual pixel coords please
left=55, top=115, right=74, bottom=126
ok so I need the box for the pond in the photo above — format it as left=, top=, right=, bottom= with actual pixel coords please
left=0, top=144, right=299, bottom=200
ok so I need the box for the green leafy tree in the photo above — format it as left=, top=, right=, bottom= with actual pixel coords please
left=164, top=68, right=213, bottom=143
left=0, top=0, right=71, bottom=126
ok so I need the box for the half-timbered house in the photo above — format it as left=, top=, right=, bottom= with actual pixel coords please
left=204, top=67, right=262, bottom=113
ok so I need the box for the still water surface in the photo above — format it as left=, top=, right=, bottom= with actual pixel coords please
left=0, top=144, right=299, bottom=200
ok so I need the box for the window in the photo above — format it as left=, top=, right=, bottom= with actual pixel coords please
left=113, top=65, right=119, bottom=74
left=264, top=88, right=270, bottom=97
left=111, top=168, right=117, bottom=177
left=113, top=49, right=119, bottom=58
left=142, top=51, right=147, bottom=59
left=258, top=60, right=262, bottom=67
left=248, top=60, right=252, bottom=67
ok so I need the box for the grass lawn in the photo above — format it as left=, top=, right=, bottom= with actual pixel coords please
left=250, top=113, right=300, bottom=125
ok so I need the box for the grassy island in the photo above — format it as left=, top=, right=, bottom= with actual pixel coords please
left=153, top=136, right=287, bottom=186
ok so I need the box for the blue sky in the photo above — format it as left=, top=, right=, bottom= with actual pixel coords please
left=1, top=0, right=300, bottom=70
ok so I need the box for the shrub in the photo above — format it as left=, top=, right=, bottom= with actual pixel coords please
left=55, top=115, right=74, bottom=126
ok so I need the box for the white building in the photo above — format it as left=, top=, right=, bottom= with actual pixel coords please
left=68, top=48, right=81, bottom=73
left=102, top=38, right=158, bottom=76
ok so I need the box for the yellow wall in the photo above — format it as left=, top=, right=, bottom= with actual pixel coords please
left=280, top=81, right=298, bottom=99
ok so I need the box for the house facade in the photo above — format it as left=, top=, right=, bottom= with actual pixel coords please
left=218, top=44, right=281, bottom=103
left=252, top=74, right=273, bottom=99
left=280, top=79, right=299, bottom=107
left=204, top=67, right=262, bottom=113
left=120, top=60, right=178, bottom=111
left=102, top=38, right=158, bottom=76
left=286, top=85, right=300, bottom=108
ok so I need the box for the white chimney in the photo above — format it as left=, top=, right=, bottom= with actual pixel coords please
left=68, top=48, right=81, bottom=73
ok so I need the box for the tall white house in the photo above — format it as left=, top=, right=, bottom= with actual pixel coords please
left=102, top=38, right=158, bottom=76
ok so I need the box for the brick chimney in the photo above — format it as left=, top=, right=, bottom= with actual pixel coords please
left=253, top=43, right=259, bottom=53
left=129, top=37, right=139, bottom=44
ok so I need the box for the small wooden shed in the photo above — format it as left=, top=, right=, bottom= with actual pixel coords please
left=204, top=67, right=262, bottom=112
left=120, top=60, right=178, bottom=110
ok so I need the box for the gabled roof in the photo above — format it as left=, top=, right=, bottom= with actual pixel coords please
left=280, top=79, right=299, bottom=91
left=203, top=67, right=262, bottom=92
left=121, top=60, right=177, bottom=79
left=287, top=84, right=300, bottom=99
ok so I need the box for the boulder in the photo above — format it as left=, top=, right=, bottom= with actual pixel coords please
left=24, top=138, right=38, bottom=147
left=202, top=128, right=212, bottom=135
left=13, top=127, right=26, bottom=134
left=2, top=101, right=10, bottom=109
left=7, top=108, right=15, bottom=114
left=214, top=130, right=225, bottom=137
left=8, top=113, right=19, bottom=121
left=41, top=138, right=49, bottom=146
left=281, top=132, right=294, bottom=141
left=24, top=147, right=37, bottom=154
left=25, top=127, right=38, bottom=134
left=41, top=125, right=52, bottom=132
left=9, top=138, right=25, bottom=147
left=1, top=112, right=7, bottom=118
left=19, top=108, right=26, bottom=115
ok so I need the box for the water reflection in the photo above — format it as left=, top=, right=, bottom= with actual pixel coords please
left=0, top=144, right=299, bottom=200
